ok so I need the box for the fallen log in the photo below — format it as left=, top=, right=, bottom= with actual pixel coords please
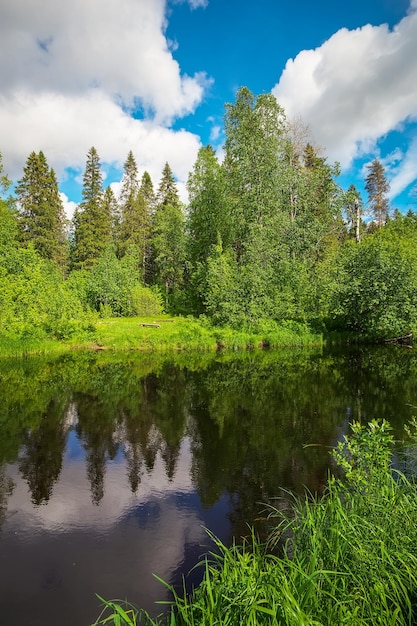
left=140, top=323, right=161, bottom=328
left=384, top=332, right=413, bottom=344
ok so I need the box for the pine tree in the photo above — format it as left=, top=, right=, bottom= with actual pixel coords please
left=15, top=151, right=67, bottom=269
left=72, top=147, right=110, bottom=270
left=365, top=159, right=390, bottom=228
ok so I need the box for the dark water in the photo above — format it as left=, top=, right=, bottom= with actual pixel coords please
left=0, top=345, right=416, bottom=625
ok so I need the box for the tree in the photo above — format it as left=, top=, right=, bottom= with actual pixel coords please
left=101, top=185, right=120, bottom=246
left=328, top=225, right=417, bottom=338
left=118, top=153, right=152, bottom=281
left=365, top=159, right=390, bottom=228
left=344, top=184, right=364, bottom=242
left=72, top=147, right=110, bottom=270
left=223, top=87, right=286, bottom=258
left=15, top=151, right=68, bottom=269
left=152, top=204, right=186, bottom=309
left=156, top=162, right=180, bottom=210
left=186, top=146, right=232, bottom=310
left=0, top=151, right=11, bottom=197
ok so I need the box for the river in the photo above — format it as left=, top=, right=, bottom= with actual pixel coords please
left=0, top=345, right=415, bottom=625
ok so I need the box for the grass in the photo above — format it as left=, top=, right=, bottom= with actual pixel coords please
left=93, top=419, right=417, bottom=625
left=91, top=316, right=322, bottom=352
left=0, top=316, right=322, bottom=357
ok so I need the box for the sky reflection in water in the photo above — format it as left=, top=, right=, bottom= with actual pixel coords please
left=1, top=347, right=416, bottom=625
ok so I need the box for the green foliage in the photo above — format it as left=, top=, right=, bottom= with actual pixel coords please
left=327, top=227, right=417, bottom=338
left=130, top=285, right=163, bottom=317
left=72, top=147, right=111, bottom=270
left=151, top=204, right=186, bottom=310
left=156, top=162, right=180, bottom=210
left=15, top=151, right=68, bottom=269
left=0, top=248, right=93, bottom=340
left=86, top=246, right=141, bottom=316
left=203, top=242, right=243, bottom=325
left=365, top=159, right=390, bottom=227
left=118, top=153, right=153, bottom=281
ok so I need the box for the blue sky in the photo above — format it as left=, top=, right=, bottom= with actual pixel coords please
left=1, top=0, right=416, bottom=216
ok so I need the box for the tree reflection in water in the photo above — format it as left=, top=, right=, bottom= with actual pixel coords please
left=0, top=346, right=416, bottom=624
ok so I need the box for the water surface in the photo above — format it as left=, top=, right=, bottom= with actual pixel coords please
left=0, top=346, right=416, bottom=625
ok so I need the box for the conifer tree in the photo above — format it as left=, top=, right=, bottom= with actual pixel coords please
left=150, top=164, right=184, bottom=300
left=102, top=185, right=120, bottom=246
left=15, top=151, right=67, bottom=269
left=118, top=153, right=153, bottom=281
left=138, top=171, right=155, bottom=282
left=156, top=162, right=180, bottom=210
left=72, top=147, right=110, bottom=270
left=365, top=159, right=390, bottom=228
left=139, top=171, right=155, bottom=214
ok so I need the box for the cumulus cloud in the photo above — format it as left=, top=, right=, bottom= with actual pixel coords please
left=387, top=137, right=417, bottom=200
left=272, top=2, right=417, bottom=195
left=0, top=0, right=207, bottom=209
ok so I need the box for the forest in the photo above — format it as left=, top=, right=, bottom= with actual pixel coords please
left=1, top=86, right=417, bottom=344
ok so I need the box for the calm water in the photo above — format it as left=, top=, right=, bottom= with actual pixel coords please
left=0, top=345, right=416, bottom=625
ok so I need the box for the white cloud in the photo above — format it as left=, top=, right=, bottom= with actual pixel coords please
left=387, top=137, right=417, bottom=199
left=0, top=0, right=206, bottom=122
left=0, top=0, right=206, bottom=209
left=272, top=2, right=417, bottom=197
left=60, top=192, right=77, bottom=222
left=172, top=0, right=209, bottom=8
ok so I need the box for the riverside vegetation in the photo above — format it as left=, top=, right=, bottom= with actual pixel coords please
left=93, top=420, right=417, bottom=625
left=2, top=87, right=417, bottom=357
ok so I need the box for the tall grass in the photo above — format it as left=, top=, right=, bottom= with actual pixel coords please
left=93, top=419, right=417, bottom=625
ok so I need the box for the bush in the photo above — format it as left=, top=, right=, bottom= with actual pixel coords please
left=130, top=286, right=163, bottom=317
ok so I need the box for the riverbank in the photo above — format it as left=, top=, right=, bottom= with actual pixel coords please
left=94, top=420, right=417, bottom=625
left=0, top=316, right=322, bottom=357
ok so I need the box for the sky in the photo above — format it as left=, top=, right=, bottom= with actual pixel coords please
left=1, top=0, right=417, bottom=218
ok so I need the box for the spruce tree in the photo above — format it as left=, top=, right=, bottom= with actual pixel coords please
left=72, top=147, right=110, bottom=270
left=15, top=151, right=67, bottom=269
left=156, top=162, right=180, bottom=210
left=118, top=153, right=153, bottom=281
left=102, top=185, right=120, bottom=246
left=365, top=159, right=390, bottom=228
left=138, top=172, right=155, bottom=282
